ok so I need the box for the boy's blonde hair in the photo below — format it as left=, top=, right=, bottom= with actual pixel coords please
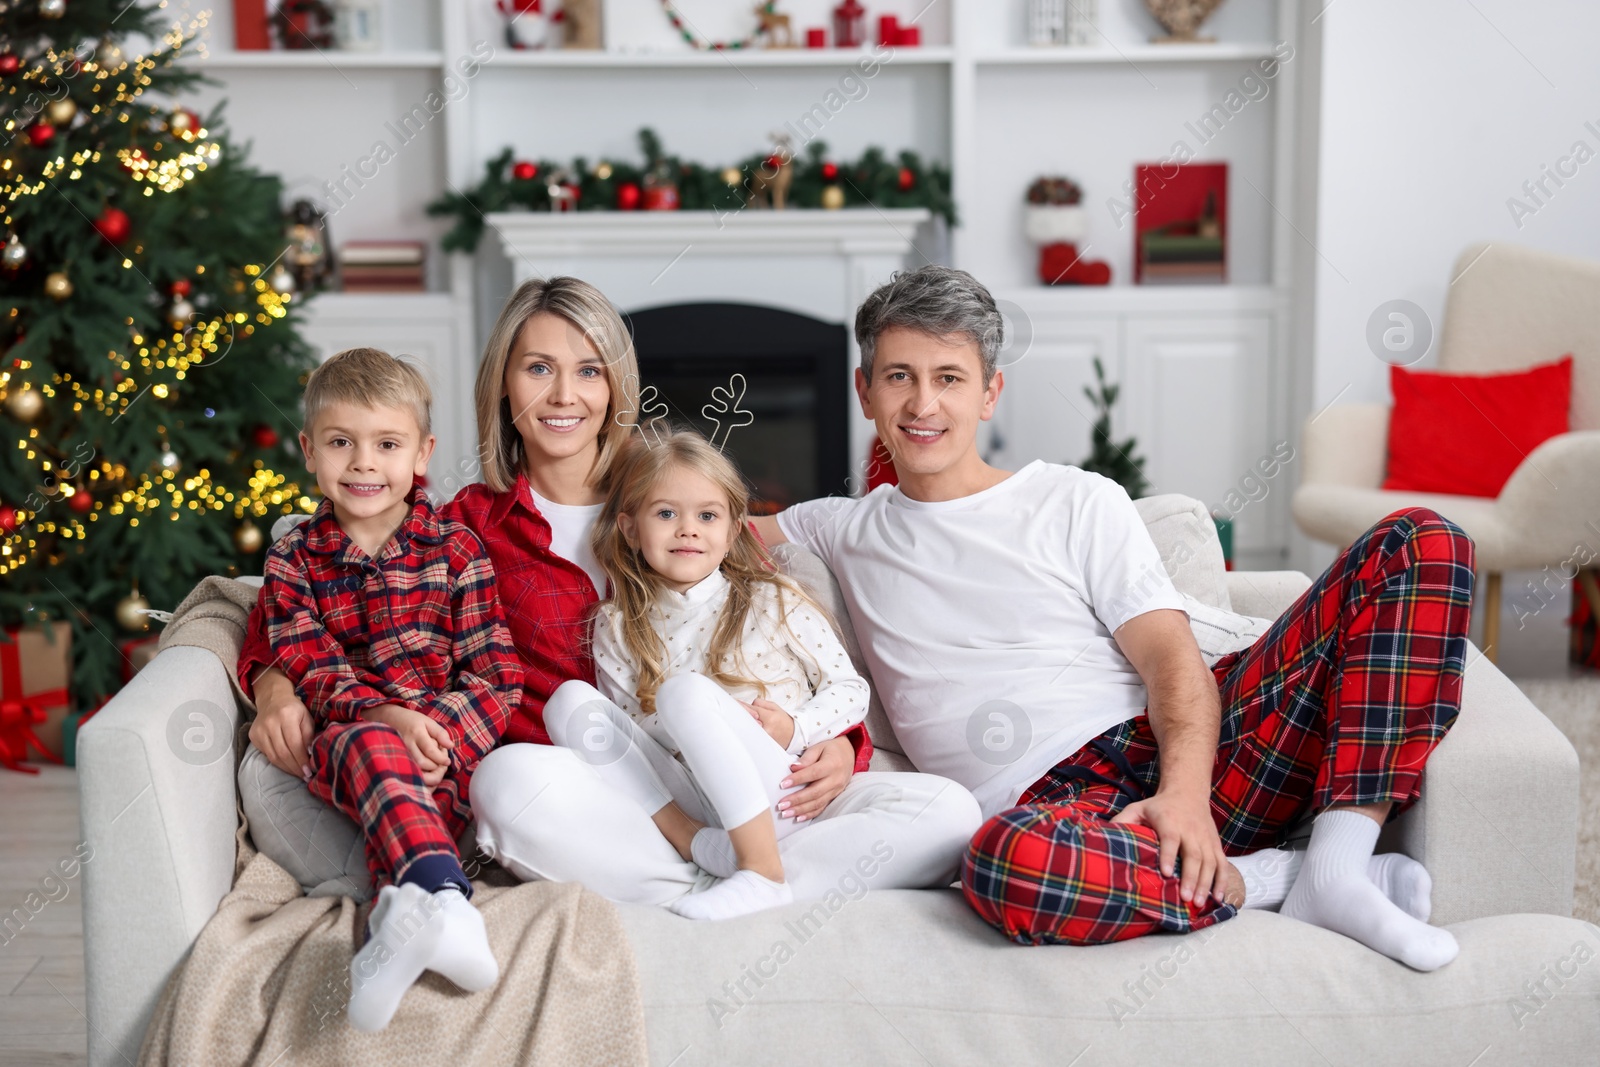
left=303, top=347, right=432, bottom=436
left=593, top=428, right=834, bottom=714
left=474, top=276, right=641, bottom=493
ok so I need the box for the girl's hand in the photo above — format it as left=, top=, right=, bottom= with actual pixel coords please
left=361, top=704, right=455, bottom=786
left=742, top=698, right=795, bottom=749
left=777, top=734, right=853, bottom=821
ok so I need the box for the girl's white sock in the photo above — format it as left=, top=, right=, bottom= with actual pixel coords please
left=691, top=826, right=739, bottom=879
left=668, top=869, right=793, bottom=921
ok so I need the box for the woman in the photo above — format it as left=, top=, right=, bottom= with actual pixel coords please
left=242, top=276, right=979, bottom=906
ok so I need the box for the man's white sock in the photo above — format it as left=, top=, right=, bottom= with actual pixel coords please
left=691, top=826, right=739, bottom=879
left=1234, top=847, right=1432, bottom=917
left=668, top=869, right=793, bottom=921
left=1281, top=810, right=1457, bottom=971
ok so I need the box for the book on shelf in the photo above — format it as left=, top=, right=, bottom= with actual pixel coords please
left=1133, top=162, right=1228, bottom=284
left=338, top=241, right=426, bottom=292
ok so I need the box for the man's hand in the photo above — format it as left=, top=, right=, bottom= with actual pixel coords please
left=361, top=704, right=454, bottom=789
left=777, top=734, right=852, bottom=821
left=249, top=667, right=315, bottom=777
left=1112, top=786, right=1230, bottom=905
left=741, top=698, right=795, bottom=750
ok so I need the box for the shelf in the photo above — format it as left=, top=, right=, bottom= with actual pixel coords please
left=975, top=43, right=1281, bottom=66
left=300, top=291, right=457, bottom=321
left=182, top=50, right=445, bottom=69
left=997, top=284, right=1281, bottom=316
left=481, top=46, right=954, bottom=69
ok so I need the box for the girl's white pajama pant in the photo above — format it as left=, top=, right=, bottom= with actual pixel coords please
left=473, top=674, right=983, bottom=907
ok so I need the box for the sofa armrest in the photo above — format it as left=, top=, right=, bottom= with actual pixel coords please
left=1301, top=402, right=1389, bottom=489
left=78, top=645, right=242, bottom=1067
left=1224, top=570, right=1312, bottom=620
left=1383, top=645, right=1579, bottom=924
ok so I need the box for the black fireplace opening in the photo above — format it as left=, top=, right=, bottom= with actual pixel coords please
left=624, top=303, right=850, bottom=514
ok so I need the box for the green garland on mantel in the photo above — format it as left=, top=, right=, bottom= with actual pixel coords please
left=426, top=128, right=956, bottom=254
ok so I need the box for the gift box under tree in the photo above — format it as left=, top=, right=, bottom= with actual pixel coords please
left=0, top=621, right=72, bottom=773
left=1571, top=571, right=1600, bottom=670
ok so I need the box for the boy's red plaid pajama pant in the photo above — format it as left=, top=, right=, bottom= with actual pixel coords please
left=961, top=506, right=1476, bottom=946
left=306, top=722, right=474, bottom=891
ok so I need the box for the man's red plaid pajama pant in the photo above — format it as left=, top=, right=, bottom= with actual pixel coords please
left=961, top=506, right=1476, bottom=946
left=306, top=722, right=473, bottom=891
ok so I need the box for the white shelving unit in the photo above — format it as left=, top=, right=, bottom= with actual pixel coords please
left=183, top=0, right=1306, bottom=565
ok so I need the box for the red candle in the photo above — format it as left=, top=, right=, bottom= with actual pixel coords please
left=897, top=26, right=920, bottom=46
left=878, top=15, right=899, bottom=46
left=806, top=27, right=827, bottom=48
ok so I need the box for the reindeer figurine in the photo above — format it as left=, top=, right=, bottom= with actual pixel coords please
left=746, top=133, right=795, bottom=210
left=755, top=3, right=796, bottom=48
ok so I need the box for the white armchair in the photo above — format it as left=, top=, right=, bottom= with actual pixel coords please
left=1293, top=242, right=1600, bottom=662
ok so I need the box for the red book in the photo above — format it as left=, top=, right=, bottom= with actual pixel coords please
left=233, top=0, right=270, bottom=50
left=1133, top=162, right=1228, bottom=284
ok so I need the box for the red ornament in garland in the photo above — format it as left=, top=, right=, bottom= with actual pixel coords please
left=93, top=207, right=131, bottom=244
left=765, top=154, right=784, bottom=172
left=67, top=489, right=93, bottom=514
left=251, top=424, right=280, bottom=449
left=27, top=123, right=55, bottom=147
left=897, top=167, right=915, bottom=192
left=0, top=505, right=16, bottom=532
left=0, top=53, right=19, bottom=76
left=821, top=161, right=839, bottom=181
left=511, top=160, right=539, bottom=181
left=170, top=277, right=192, bottom=298
left=615, top=181, right=642, bottom=210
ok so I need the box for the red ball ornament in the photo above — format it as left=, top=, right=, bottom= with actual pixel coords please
left=170, top=277, right=192, bottom=298
left=821, top=161, right=839, bottom=182
left=67, top=489, right=93, bottom=514
left=511, top=160, right=539, bottom=181
left=93, top=206, right=131, bottom=244
left=27, top=123, right=55, bottom=148
left=251, top=424, right=280, bottom=449
left=897, top=167, right=915, bottom=192
left=0, top=53, right=19, bottom=76
left=615, top=181, right=642, bottom=211
left=0, top=505, right=16, bottom=532
left=764, top=154, right=784, bottom=173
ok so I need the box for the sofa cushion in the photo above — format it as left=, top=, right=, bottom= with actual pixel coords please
left=618, top=889, right=1600, bottom=1064
left=1132, top=493, right=1232, bottom=611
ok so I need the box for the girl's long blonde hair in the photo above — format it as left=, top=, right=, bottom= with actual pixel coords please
left=473, top=276, right=640, bottom=492
left=593, top=428, right=833, bottom=714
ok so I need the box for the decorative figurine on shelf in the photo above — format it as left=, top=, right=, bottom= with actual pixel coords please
left=332, top=0, right=382, bottom=50
left=563, top=0, right=602, bottom=49
left=832, top=0, right=866, bottom=48
left=1028, top=0, right=1067, bottom=45
left=498, top=0, right=553, bottom=49
left=1025, top=176, right=1111, bottom=285
left=547, top=168, right=581, bottom=211
left=757, top=3, right=796, bottom=47
left=1144, top=0, right=1225, bottom=43
left=747, top=133, right=795, bottom=209
left=272, top=0, right=335, bottom=49
left=283, top=199, right=334, bottom=293
left=1066, top=0, right=1098, bottom=44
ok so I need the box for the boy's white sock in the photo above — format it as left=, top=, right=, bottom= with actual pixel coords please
left=347, top=883, right=443, bottom=1032
left=690, top=827, right=739, bottom=879
left=1367, top=851, right=1433, bottom=922
left=1282, top=810, right=1457, bottom=971
left=668, top=869, right=793, bottom=921
left=1233, top=846, right=1433, bottom=919
left=424, top=888, right=499, bottom=993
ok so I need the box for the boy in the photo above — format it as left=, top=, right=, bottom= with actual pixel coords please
left=259, top=347, right=522, bottom=1030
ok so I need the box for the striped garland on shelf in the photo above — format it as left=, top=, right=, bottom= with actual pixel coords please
left=658, top=0, right=777, bottom=51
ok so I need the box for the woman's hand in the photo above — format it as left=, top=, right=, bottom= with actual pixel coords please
left=248, top=667, right=315, bottom=778
left=741, top=698, right=795, bottom=750
left=777, top=734, right=853, bottom=822
left=361, top=704, right=454, bottom=789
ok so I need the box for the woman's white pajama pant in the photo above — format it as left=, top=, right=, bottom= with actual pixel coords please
left=473, top=675, right=983, bottom=907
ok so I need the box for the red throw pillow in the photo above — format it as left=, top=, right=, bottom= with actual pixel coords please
left=1382, top=354, right=1572, bottom=497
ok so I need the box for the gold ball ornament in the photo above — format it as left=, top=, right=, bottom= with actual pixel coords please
left=169, top=298, right=194, bottom=328
left=1, top=236, right=26, bottom=269
left=234, top=521, right=263, bottom=554
left=821, top=185, right=846, bottom=210
left=39, top=0, right=65, bottom=17
left=5, top=385, right=42, bottom=421
left=44, top=97, right=76, bottom=126
left=44, top=271, right=72, bottom=300
left=593, top=161, right=613, bottom=180
left=97, top=39, right=124, bottom=68
left=115, top=591, right=151, bottom=632
left=269, top=264, right=295, bottom=294
left=169, top=109, right=194, bottom=134
left=158, top=449, right=180, bottom=472
left=720, top=166, right=742, bottom=187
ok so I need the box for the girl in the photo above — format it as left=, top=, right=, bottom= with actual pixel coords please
left=544, top=429, right=871, bottom=920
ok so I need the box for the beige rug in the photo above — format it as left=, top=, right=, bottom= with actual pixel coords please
left=1512, top=675, right=1600, bottom=924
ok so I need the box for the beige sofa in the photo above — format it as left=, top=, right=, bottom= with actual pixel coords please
left=78, top=494, right=1599, bottom=1065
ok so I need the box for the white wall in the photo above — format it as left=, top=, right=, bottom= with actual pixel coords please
left=1311, top=0, right=1600, bottom=410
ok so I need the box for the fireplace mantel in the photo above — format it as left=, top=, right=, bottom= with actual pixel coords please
left=487, top=207, right=932, bottom=466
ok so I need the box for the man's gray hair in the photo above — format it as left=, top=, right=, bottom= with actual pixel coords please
left=855, top=265, right=1003, bottom=384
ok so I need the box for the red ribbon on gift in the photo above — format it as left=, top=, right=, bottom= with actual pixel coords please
left=0, top=635, right=71, bottom=775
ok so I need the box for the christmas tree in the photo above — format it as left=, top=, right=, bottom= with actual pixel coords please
left=1, top=0, right=315, bottom=702
left=1079, top=357, right=1150, bottom=498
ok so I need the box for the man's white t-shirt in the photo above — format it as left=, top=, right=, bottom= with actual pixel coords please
left=527, top=485, right=607, bottom=599
left=776, top=460, right=1187, bottom=817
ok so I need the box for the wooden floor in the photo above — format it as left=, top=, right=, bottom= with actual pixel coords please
left=1, top=766, right=88, bottom=1066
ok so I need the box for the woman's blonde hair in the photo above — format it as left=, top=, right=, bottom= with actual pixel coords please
left=593, top=428, right=833, bottom=714
left=474, top=276, right=641, bottom=492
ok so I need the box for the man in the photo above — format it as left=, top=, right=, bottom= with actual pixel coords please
left=754, top=265, right=1473, bottom=970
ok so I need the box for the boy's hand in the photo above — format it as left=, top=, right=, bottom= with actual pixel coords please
left=742, top=698, right=795, bottom=750
left=361, top=704, right=454, bottom=786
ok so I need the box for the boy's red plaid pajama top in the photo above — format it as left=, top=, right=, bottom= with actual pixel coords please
left=961, top=507, right=1476, bottom=946
left=261, top=489, right=522, bottom=892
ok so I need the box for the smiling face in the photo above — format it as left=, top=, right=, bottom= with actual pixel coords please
left=502, top=311, right=612, bottom=475
left=300, top=401, right=435, bottom=547
left=616, top=462, right=737, bottom=594
left=856, top=326, right=1003, bottom=497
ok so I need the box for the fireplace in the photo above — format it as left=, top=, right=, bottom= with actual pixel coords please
left=625, top=303, right=850, bottom=513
